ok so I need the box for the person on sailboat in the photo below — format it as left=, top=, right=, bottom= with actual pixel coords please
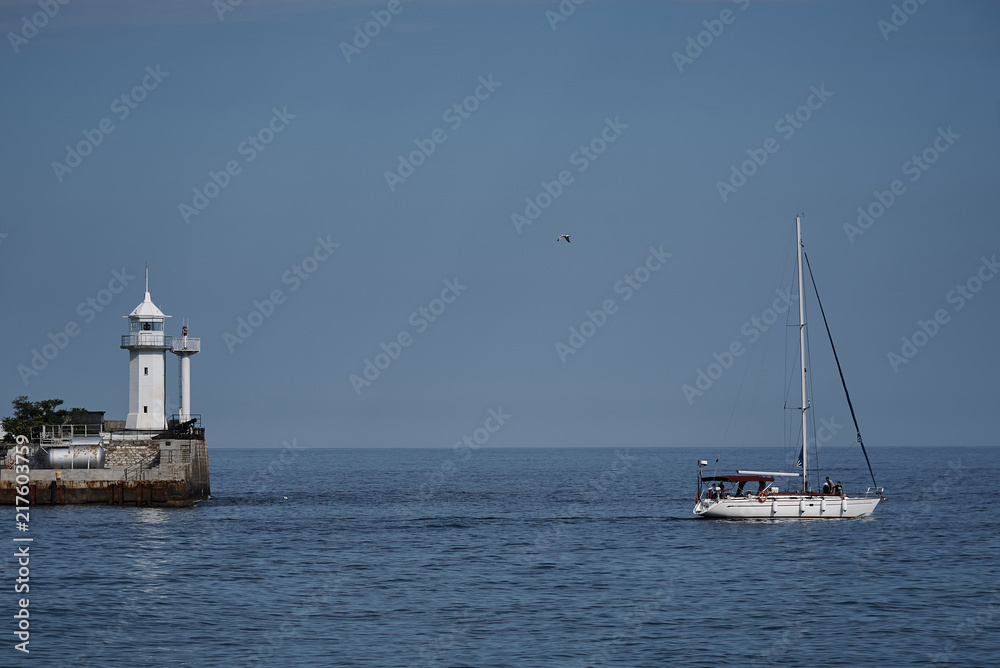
left=822, top=477, right=833, bottom=494
left=833, top=481, right=844, bottom=497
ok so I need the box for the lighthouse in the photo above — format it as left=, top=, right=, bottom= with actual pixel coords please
left=121, top=271, right=170, bottom=430
left=171, top=324, right=200, bottom=422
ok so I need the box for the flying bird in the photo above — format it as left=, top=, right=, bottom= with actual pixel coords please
left=557, top=235, right=571, bottom=243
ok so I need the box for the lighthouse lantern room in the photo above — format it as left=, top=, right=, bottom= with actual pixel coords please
left=121, top=272, right=171, bottom=430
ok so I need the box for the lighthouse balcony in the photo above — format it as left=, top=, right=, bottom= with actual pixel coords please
left=171, top=337, right=200, bottom=353
left=121, top=334, right=172, bottom=349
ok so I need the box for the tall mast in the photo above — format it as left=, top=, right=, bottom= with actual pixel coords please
left=796, top=216, right=809, bottom=492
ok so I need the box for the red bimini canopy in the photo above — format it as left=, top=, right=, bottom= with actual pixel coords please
left=701, top=475, right=774, bottom=483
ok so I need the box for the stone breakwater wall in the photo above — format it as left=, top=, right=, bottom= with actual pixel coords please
left=0, top=438, right=210, bottom=506
left=104, top=440, right=159, bottom=468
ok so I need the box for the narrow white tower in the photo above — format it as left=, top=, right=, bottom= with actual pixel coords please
left=121, top=271, right=171, bottom=430
left=170, top=324, right=200, bottom=421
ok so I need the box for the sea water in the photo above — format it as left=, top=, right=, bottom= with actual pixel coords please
left=9, top=446, right=999, bottom=667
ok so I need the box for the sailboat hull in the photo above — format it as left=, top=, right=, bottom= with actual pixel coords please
left=694, top=495, right=879, bottom=519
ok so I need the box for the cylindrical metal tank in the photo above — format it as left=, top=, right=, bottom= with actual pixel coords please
left=46, top=438, right=106, bottom=469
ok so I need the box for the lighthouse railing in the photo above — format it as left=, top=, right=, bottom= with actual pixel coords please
left=171, top=337, right=200, bottom=353
left=121, top=334, right=173, bottom=348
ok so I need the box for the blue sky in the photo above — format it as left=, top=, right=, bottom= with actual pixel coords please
left=1, top=0, right=997, bottom=451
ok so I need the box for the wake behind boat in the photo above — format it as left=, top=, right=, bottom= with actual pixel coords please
left=694, top=216, right=885, bottom=520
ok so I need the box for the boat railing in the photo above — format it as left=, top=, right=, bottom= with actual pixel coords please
left=717, top=489, right=882, bottom=498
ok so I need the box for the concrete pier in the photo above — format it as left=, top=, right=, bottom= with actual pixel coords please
left=0, top=436, right=210, bottom=507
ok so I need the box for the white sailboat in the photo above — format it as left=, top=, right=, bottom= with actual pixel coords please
left=694, top=216, right=885, bottom=519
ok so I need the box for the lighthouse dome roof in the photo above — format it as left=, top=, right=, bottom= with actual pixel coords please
left=126, top=291, right=169, bottom=319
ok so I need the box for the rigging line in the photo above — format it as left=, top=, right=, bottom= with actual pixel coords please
left=804, top=298, right=820, bottom=482
left=803, top=251, right=879, bottom=488
left=780, top=238, right=797, bottom=408
left=781, top=267, right=802, bottom=477
left=825, top=435, right=859, bottom=472
left=782, top=239, right=803, bottom=412
left=783, top=330, right=801, bottom=408
left=783, top=333, right=801, bottom=466
left=782, top=252, right=800, bottom=471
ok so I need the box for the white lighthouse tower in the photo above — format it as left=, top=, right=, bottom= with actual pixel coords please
left=121, top=271, right=170, bottom=430
left=170, top=323, right=200, bottom=422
